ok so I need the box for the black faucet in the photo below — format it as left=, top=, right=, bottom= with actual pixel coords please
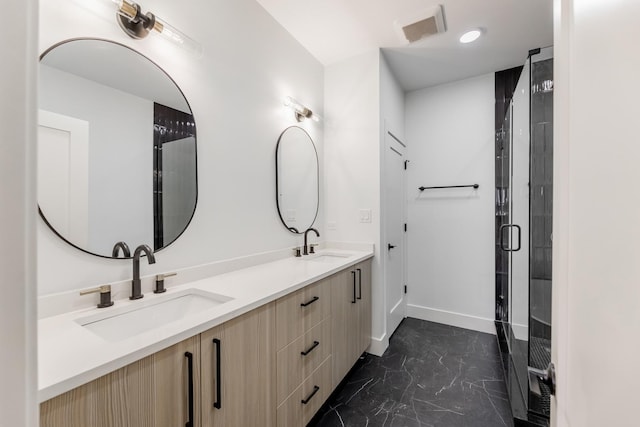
left=130, top=244, right=156, bottom=300
left=112, top=241, right=131, bottom=258
left=303, top=228, right=320, bottom=255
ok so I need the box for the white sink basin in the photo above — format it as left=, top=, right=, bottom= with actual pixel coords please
left=76, top=289, right=233, bottom=342
left=305, top=253, right=352, bottom=263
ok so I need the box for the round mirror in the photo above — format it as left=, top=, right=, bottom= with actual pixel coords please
left=38, top=39, right=197, bottom=258
left=275, top=126, right=319, bottom=233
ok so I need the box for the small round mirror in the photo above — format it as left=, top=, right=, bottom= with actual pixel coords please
left=275, top=126, right=319, bottom=233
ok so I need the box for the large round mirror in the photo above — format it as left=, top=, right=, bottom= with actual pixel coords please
left=275, top=126, right=319, bottom=233
left=38, top=39, right=197, bottom=258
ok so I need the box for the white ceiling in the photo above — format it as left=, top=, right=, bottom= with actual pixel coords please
left=256, top=0, right=553, bottom=91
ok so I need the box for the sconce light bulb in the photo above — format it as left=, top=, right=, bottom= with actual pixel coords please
left=284, top=96, right=320, bottom=122
left=153, top=15, right=203, bottom=57
left=115, top=0, right=138, bottom=21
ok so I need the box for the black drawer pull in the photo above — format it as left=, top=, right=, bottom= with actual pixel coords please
left=300, top=296, right=319, bottom=307
left=356, top=268, right=362, bottom=300
left=213, top=338, right=222, bottom=409
left=184, top=352, right=194, bottom=427
left=351, top=271, right=356, bottom=304
left=301, top=385, right=320, bottom=404
left=301, top=341, right=320, bottom=356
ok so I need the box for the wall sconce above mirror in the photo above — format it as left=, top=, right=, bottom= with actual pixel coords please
left=38, top=39, right=198, bottom=258
left=284, top=96, right=320, bottom=123
left=93, top=0, right=202, bottom=56
left=275, top=126, right=319, bottom=234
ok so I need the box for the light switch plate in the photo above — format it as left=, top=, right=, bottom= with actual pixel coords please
left=359, top=209, right=372, bottom=223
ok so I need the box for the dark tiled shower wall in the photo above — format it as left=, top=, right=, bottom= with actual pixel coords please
left=153, top=103, right=196, bottom=250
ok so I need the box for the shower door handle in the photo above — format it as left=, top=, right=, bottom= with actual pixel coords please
left=528, top=363, right=556, bottom=396
left=499, top=224, right=521, bottom=252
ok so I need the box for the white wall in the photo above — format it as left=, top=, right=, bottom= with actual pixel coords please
left=380, top=54, right=406, bottom=137
left=38, top=0, right=324, bottom=295
left=324, top=51, right=384, bottom=353
left=405, top=74, right=496, bottom=334
left=0, top=0, right=38, bottom=424
left=380, top=53, right=406, bottom=342
left=552, top=1, right=640, bottom=426
left=40, top=65, right=154, bottom=255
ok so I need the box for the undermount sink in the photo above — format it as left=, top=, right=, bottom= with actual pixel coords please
left=305, top=253, right=352, bottom=263
left=76, top=289, right=233, bottom=342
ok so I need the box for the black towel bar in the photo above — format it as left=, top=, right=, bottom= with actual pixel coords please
left=419, top=184, right=479, bottom=191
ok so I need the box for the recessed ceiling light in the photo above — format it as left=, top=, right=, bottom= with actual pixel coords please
left=459, top=29, right=482, bottom=44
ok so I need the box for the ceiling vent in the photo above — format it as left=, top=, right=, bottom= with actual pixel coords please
left=395, top=5, right=446, bottom=44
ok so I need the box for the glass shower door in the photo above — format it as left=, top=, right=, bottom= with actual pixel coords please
left=511, top=55, right=531, bottom=406
left=498, top=48, right=554, bottom=425
left=527, top=47, right=554, bottom=418
left=503, top=56, right=531, bottom=410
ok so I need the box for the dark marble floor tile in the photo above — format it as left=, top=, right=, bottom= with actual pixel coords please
left=310, top=318, right=514, bottom=427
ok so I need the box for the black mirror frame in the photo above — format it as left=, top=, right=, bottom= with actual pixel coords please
left=275, top=126, right=319, bottom=235
left=38, top=38, right=198, bottom=259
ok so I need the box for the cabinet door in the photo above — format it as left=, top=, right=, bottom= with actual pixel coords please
left=330, top=268, right=359, bottom=388
left=201, top=303, right=276, bottom=427
left=154, top=336, right=201, bottom=427
left=40, top=337, right=200, bottom=427
left=357, top=260, right=372, bottom=354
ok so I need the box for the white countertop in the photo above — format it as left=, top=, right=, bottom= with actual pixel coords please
left=38, top=248, right=373, bottom=403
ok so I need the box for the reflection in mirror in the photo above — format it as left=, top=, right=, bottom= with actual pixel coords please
left=275, top=126, right=319, bottom=234
left=38, top=39, right=197, bottom=258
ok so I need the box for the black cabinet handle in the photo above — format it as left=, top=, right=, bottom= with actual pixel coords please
left=184, top=352, right=194, bottom=427
left=351, top=271, right=356, bottom=304
left=388, top=243, right=396, bottom=250
left=301, top=385, right=320, bottom=404
left=301, top=341, right=320, bottom=356
left=356, top=268, right=362, bottom=300
left=213, top=338, right=222, bottom=409
left=301, top=296, right=319, bottom=307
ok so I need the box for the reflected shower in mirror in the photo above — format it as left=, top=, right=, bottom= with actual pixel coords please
left=275, top=126, right=319, bottom=234
left=38, top=38, right=197, bottom=258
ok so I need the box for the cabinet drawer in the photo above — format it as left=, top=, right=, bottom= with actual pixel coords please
left=276, top=355, right=332, bottom=427
left=276, top=317, right=331, bottom=405
left=276, top=278, right=330, bottom=350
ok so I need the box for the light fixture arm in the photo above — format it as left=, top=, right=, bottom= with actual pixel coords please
left=116, top=1, right=158, bottom=39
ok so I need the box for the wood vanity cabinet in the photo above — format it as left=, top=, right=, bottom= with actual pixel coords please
left=331, top=259, right=372, bottom=388
left=40, top=259, right=372, bottom=427
left=40, top=336, right=201, bottom=427
left=200, top=302, right=276, bottom=427
left=275, top=277, right=332, bottom=427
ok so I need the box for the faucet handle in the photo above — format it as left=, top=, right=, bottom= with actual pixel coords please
left=155, top=272, right=177, bottom=294
left=309, top=244, right=318, bottom=254
left=80, top=285, right=114, bottom=308
left=293, top=247, right=302, bottom=257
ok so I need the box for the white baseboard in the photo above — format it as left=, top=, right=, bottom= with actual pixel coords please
left=406, top=304, right=496, bottom=335
left=366, top=333, right=389, bottom=357
left=512, top=323, right=528, bottom=341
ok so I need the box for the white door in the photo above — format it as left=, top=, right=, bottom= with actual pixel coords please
left=38, top=110, right=89, bottom=247
left=384, top=129, right=406, bottom=337
left=553, top=2, right=640, bottom=426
